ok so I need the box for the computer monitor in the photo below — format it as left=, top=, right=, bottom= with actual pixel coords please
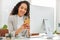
left=30, top=5, right=54, bottom=33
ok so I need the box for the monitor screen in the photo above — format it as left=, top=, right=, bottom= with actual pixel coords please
left=30, top=5, right=54, bottom=33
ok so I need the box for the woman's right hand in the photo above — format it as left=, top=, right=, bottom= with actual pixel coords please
left=15, top=25, right=25, bottom=36
left=15, top=18, right=30, bottom=36
left=15, top=23, right=30, bottom=36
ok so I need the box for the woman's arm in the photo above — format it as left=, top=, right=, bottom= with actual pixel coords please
left=8, top=16, right=17, bottom=37
left=8, top=16, right=14, bottom=33
left=15, top=24, right=25, bottom=36
left=15, top=23, right=30, bottom=35
left=15, top=18, right=30, bottom=36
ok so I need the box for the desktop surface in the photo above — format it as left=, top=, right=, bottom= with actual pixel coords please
left=1, top=33, right=60, bottom=40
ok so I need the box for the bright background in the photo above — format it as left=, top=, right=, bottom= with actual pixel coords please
left=0, top=0, right=57, bottom=33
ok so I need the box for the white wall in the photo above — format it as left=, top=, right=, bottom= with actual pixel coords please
left=1, top=0, right=21, bottom=27
left=56, top=0, right=60, bottom=32
left=0, top=0, right=2, bottom=28
left=31, top=0, right=56, bottom=8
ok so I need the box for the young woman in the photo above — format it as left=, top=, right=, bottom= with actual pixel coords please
left=8, top=1, right=30, bottom=37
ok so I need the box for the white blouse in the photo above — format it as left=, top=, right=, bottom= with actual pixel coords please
left=16, top=15, right=28, bottom=37
left=17, top=15, right=24, bottom=29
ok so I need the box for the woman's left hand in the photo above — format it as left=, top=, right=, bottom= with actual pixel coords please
left=23, top=23, right=30, bottom=29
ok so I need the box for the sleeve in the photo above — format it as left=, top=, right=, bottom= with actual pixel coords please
left=8, top=16, right=15, bottom=36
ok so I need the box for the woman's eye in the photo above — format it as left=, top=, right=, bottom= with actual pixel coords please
left=21, top=7, right=23, bottom=9
left=20, top=6, right=27, bottom=11
left=24, top=8, right=27, bottom=11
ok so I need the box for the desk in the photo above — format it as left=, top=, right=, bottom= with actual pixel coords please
left=2, top=33, right=60, bottom=40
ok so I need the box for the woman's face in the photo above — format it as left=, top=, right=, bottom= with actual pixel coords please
left=18, top=3, right=27, bottom=17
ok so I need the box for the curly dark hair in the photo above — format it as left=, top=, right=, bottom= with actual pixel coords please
left=10, top=1, right=30, bottom=16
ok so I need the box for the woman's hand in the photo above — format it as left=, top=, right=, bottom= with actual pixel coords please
left=24, top=18, right=30, bottom=29
left=23, top=23, right=30, bottom=37
left=15, top=23, right=30, bottom=36
left=15, top=18, right=30, bottom=36
left=15, top=25, right=24, bottom=36
left=23, top=23, right=30, bottom=29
